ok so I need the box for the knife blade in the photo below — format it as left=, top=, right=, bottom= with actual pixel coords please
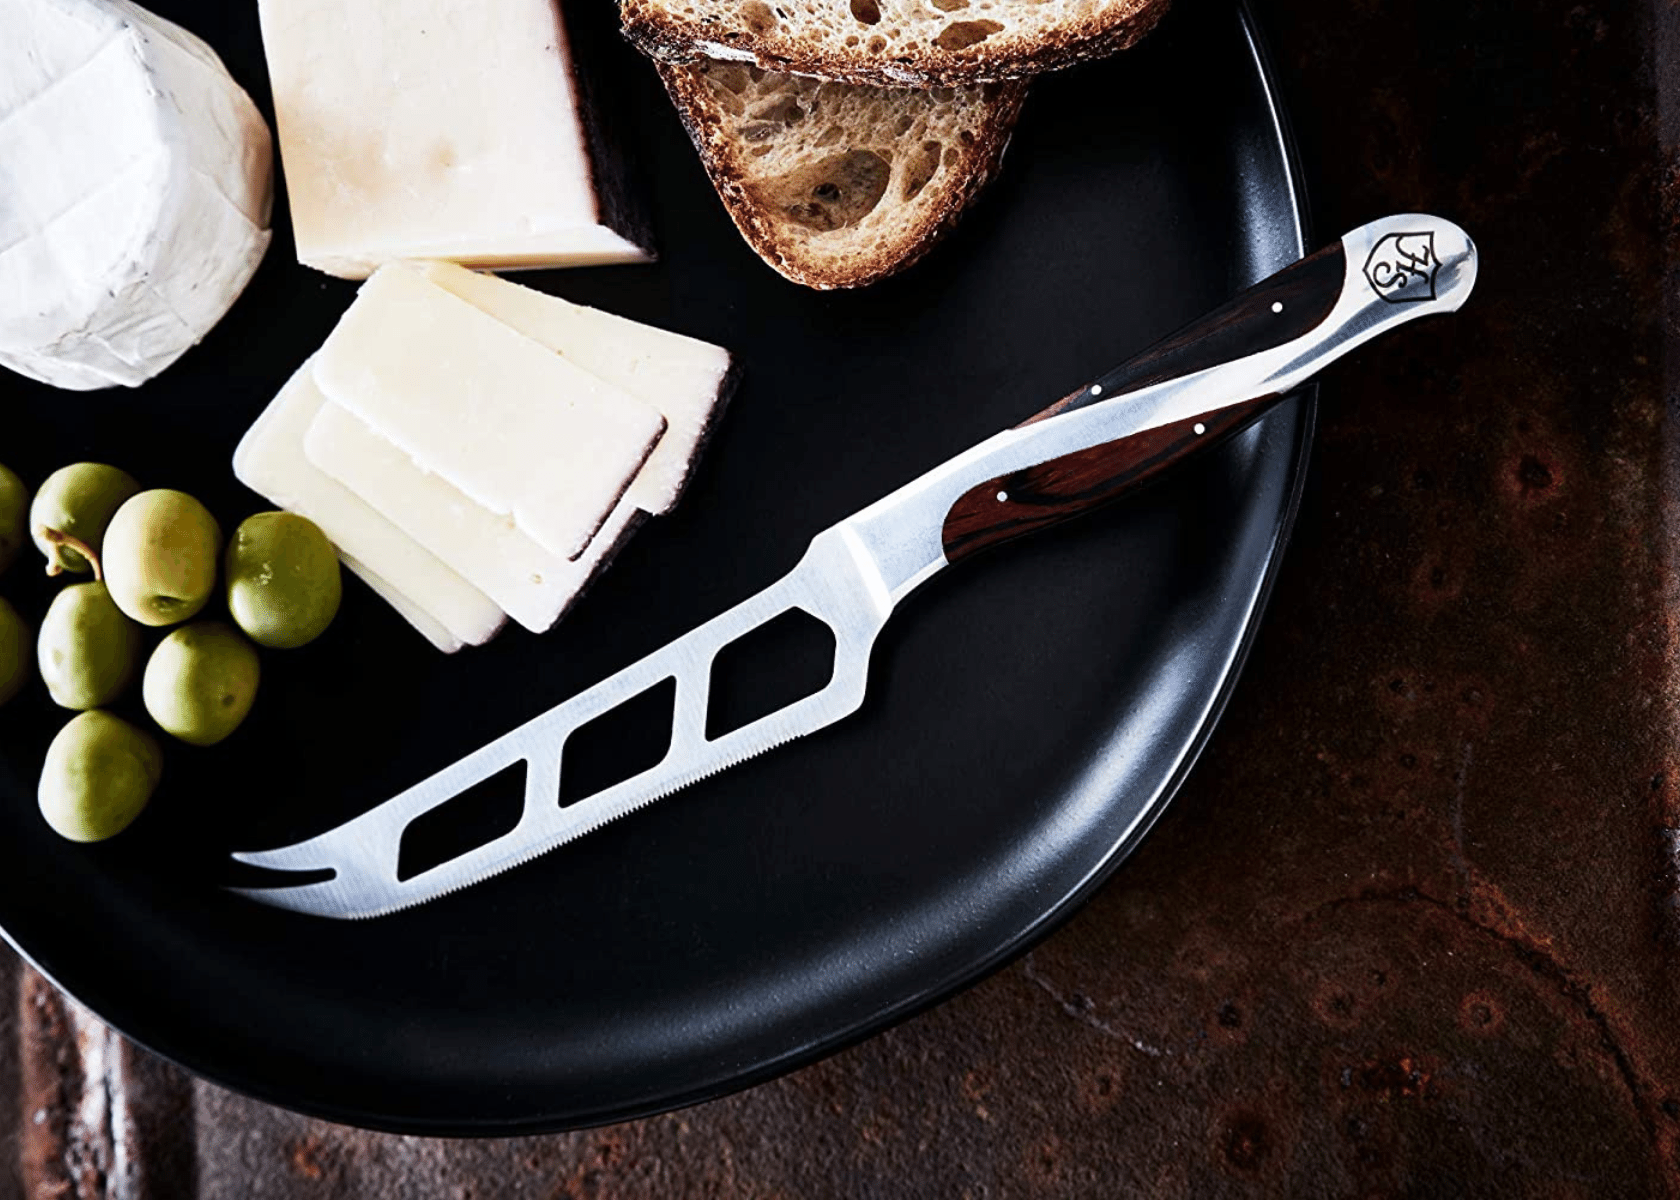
left=232, top=213, right=1478, bottom=919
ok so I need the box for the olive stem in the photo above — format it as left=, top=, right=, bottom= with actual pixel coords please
left=37, top=527, right=101, bottom=581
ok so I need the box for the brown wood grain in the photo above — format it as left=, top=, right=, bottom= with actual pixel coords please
left=1019, top=243, right=1346, bottom=428
left=938, top=242, right=1347, bottom=563
left=942, top=393, right=1282, bottom=562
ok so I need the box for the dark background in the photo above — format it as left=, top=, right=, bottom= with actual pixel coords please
left=4, top=0, right=1680, bottom=1195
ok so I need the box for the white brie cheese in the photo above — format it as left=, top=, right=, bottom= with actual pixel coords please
left=418, top=262, right=735, bottom=515
left=233, top=359, right=505, bottom=650
left=305, top=401, right=639, bottom=635
left=311, top=265, right=668, bottom=562
left=257, top=0, right=651, bottom=279
left=0, top=0, right=273, bottom=390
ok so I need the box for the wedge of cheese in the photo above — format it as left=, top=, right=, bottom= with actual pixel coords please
left=418, top=262, right=735, bottom=515
left=312, top=266, right=668, bottom=562
left=233, top=359, right=505, bottom=651
left=0, top=0, right=272, bottom=390
left=304, top=403, right=643, bottom=635
left=257, top=0, right=650, bottom=279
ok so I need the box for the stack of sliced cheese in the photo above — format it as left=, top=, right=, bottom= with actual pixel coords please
left=234, top=263, right=733, bottom=651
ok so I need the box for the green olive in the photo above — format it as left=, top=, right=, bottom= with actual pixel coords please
left=0, top=596, right=29, bottom=706
left=38, top=711, right=162, bottom=842
left=142, top=622, right=259, bottom=746
left=226, top=512, right=342, bottom=649
left=29, top=463, right=140, bottom=577
left=0, top=463, right=26, bottom=576
left=102, top=489, right=221, bottom=627
left=38, top=581, right=143, bottom=710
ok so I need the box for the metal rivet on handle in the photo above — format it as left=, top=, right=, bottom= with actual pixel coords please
left=1194, top=423, right=1206, bottom=435
left=996, top=491, right=1009, bottom=502
left=1271, top=301, right=1284, bottom=313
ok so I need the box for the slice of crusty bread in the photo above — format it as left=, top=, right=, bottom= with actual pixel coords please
left=625, top=0, right=1169, bottom=87
left=656, top=61, right=1027, bottom=289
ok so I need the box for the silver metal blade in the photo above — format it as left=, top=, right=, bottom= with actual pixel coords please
left=233, top=214, right=1478, bottom=920
left=231, top=526, right=894, bottom=918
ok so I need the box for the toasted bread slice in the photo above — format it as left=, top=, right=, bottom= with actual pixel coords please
left=625, top=0, right=1169, bottom=87
left=656, top=61, right=1027, bottom=289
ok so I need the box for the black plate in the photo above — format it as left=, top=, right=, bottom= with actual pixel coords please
left=0, top=0, right=1310, bottom=1133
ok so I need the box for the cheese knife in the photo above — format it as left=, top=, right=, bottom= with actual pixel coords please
left=233, top=213, right=1478, bottom=918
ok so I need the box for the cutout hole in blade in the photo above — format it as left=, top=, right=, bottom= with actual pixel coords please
left=706, top=607, right=837, bottom=741
left=396, top=763, right=526, bottom=882
left=559, top=677, right=678, bottom=808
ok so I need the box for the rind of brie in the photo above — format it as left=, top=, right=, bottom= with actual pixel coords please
left=0, top=0, right=274, bottom=390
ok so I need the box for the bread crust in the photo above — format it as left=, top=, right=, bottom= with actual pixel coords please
left=626, top=0, right=1169, bottom=87
left=656, top=63, right=1027, bottom=289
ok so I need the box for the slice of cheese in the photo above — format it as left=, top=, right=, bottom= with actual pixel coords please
left=233, top=359, right=505, bottom=650
left=0, top=0, right=273, bottom=390
left=417, top=262, right=735, bottom=515
left=312, top=265, right=668, bottom=562
left=305, top=402, right=637, bottom=635
left=257, top=0, right=650, bottom=279
left=340, top=555, right=463, bottom=655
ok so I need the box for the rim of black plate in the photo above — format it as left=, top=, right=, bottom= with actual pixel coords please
left=1, top=0, right=1316, bottom=1137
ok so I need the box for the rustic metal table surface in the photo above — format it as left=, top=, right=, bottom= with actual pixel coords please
left=5, top=0, right=1679, bottom=1196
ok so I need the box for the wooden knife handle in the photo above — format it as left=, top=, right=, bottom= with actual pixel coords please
left=941, top=242, right=1348, bottom=563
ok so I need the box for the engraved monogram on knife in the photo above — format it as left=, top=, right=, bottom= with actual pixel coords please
left=1364, top=230, right=1440, bottom=303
